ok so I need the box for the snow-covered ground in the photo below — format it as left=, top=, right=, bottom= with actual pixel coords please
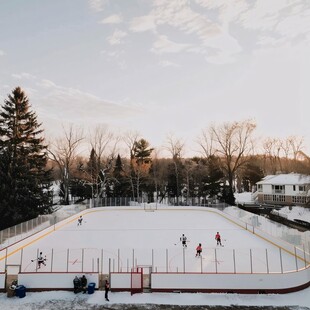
left=1, top=288, right=310, bottom=309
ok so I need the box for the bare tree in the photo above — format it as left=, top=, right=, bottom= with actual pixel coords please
left=88, top=125, right=120, bottom=198
left=262, top=138, right=283, bottom=174
left=286, top=136, right=304, bottom=160
left=165, top=134, right=185, bottom=205
left=89, top=125, right=120, bottom=163
left=262, top=136, right=305, bottom=174
left=198, top=128, right=215, bottom=158
left=48, top=125, right=84, bottom=204
left=287, top=136, right=304, bottom=173
left=199, top=120, right=256, bottom=205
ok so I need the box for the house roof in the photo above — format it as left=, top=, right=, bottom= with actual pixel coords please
left=256, top=173, right=310, bottom=185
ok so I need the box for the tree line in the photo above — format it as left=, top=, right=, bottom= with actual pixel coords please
left=0, top=87, right=309, bottom=229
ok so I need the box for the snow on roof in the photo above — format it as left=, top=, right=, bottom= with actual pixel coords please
left=256, top=173, right=310, bottom=185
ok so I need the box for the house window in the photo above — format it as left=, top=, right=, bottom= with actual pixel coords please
left=272, top=185, right=284, bottom=193
left=292, top=196, right=308, bottom=204
left=272, top=195, right=286, bottom=202
left=264, top=194, right=272, bottom=201
left=293, top=185, right=296, bottom=191
left=299, top=185, right=305, bottom=192
left=257, top=184, right=262, bottom=192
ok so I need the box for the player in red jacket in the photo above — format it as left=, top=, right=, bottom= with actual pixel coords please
left=195, top=243, right=202, bottom=257
left=215, top=232, right=222, bottom=246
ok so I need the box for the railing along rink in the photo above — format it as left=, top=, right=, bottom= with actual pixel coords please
left=2, top=242, right=308, bottom=276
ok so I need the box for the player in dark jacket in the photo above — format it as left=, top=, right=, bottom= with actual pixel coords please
left=80, top=275, right=87, bottom=293
left=73, top=276, right=81, bottom=294
left=180, top=234, right=187, bottom=247
left=105, top=280, right=110, bottom=301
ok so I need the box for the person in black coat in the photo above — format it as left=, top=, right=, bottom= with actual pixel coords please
left=105, top=280, right=110, bottom=301
left=80, top=275, right=87, bottom=294
left=73, top=276, right=81, bottom=294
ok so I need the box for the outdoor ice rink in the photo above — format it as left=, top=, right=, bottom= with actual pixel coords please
left=0, top=206, right=305, bottom=275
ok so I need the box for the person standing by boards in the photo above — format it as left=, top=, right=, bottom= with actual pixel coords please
left=105, top=279, right=110, bottom=301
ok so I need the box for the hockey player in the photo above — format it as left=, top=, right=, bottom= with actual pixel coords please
left=180, top=234, right=187, bottom=247
left=215, top=231, right=222, bottom=246
left=77, top=215, right=83, bottom=226
left=196, top=243, right=202, bottom=257
left=37, top=252, right=46, bottom=269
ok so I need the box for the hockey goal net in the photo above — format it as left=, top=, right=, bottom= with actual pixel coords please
left=143, top=203, right=158, bottom=212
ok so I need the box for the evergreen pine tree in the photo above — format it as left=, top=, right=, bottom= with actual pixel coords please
left=0, top=87, right=52, bottom=229
left=113, top=154, right=130, bottom=197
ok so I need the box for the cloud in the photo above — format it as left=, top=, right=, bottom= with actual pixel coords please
left=153, top=0, right=220, bottom=37
left=107, top=29, right=127, bottom=45
left=37, top=79, right=57, bottom=88
left=99, top=14, right=122, bottom=24
left=239, top=0, right=291, bottom=31
left=203, top=32, right=242, bottom=64
left=276, top=13, right=310, bottom=41
left=238, top=0, right=310, bottom=44
left=130, top=15, right=156, bottom=32
left=88, top=0, right=107, bottom=12
left=128, top=0, right=241, bottom=63
left=11, top=72, right=36, bottom=80
left=31, top=79, right=140, bottom=125
left=0, top=50, right=5, bottom=56
left=151, top=35, right=191, bottom=54
left=159, top=60, right=180, bottom=68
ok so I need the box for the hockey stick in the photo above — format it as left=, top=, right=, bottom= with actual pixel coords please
left=174, top=240, right=181, bottom=246
left=31, top=256, right=47, bottom=265
left=31, top=256, right=47, bottom=262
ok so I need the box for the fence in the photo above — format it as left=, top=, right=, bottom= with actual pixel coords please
left=92, top=196, right=227, bottom=208
left=221, top=206, right=310, bottom=249
left=0, top=204, right=87, bottom=249
left=3, top=239, right=310, bottom=276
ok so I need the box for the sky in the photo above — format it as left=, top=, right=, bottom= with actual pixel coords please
left=0, top=0, right=310, bottom=157
left=1, top=204, right=310, bottom=308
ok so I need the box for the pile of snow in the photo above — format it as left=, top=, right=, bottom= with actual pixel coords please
left=52, top=204, right=87, bottom=219
left=234, top=192, right=253, bottom=204
left=278, top=206, right=310, bottom=223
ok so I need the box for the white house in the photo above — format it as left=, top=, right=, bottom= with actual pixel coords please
left=256, top=173, right=310, bottom=206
